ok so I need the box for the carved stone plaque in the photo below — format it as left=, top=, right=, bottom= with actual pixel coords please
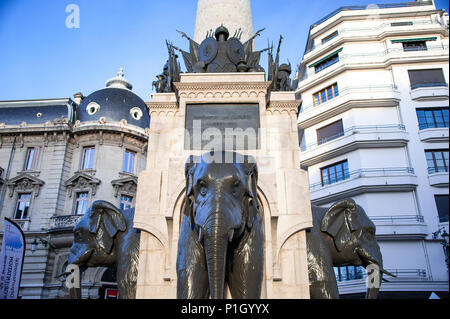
left=184, top=104, right=260, bottom=150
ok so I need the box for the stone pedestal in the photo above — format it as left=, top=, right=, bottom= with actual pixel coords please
left=134, top=72, right=313, bottom=298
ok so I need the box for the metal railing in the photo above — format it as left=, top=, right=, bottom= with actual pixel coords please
left=301, top=124, right=406, bottom=152
left=418, top=122, right=449, bottom=130
left=49, top=214, right=83, bottom=230
left=299, top=85, right=398, bottom=113
left=370, top=215, right=425, bottom=224
left=336, top=268, right=428, bottom=282
left=428, top=166, right=449, bottom=174
left=301, top=45, right=448, bottom=81
left=309, top=167, right=415, bottom=191
left=306, top=18, right=438, bottom=54
left=411, top=82, right=449, bottom=90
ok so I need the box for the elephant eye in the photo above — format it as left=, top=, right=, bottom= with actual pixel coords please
left=198, top=180, right=207, bottom=196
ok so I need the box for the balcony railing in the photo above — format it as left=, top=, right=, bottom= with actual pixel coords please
left=428, top=166, right=449, bottom=174
left=301, top=45, right=448, bottom=82
left=411, top=82, right=449, bottom=90
left=336, top=268, right=428, bottom=282
left=310, top=167, right=415, bottom=191
left=301, top=124, right=406, bottom=152
left=370, top=215, right=425, bottom=224
left=306, top=18, right=439, bottom=54
left=419, top=122, right=449, bottom=130
left=299, top=85, right=398, bottom=114
left=49, top=215, right=83, bottom=230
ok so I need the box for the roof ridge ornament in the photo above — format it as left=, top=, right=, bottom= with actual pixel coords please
left=106, top=68, right=133, bottom=90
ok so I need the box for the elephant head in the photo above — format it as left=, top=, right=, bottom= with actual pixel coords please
left=183, top=151, right=260, bottom=299
left=320, top=199, right=395, bottom=298
left=68, top=200, right=126, bottom=268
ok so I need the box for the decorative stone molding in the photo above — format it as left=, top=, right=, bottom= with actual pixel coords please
left=6, top=172, right=45, bottom=197
left=49, top=215, right=83, bottom=230
left=266, top=100, right=300, bottom=114
left=65, top=171, right=101, bottom=198
left=111, top=175, right=138, bottom=197
left=175, top=81, right=271, bottom=93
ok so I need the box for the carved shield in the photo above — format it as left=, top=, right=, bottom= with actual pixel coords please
left=226, top=37, right=245, bottom=65
left=198, top=37, right=218, bottom=64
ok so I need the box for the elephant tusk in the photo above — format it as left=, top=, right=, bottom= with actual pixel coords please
left=198, top=227, right=204, bottom=243
left=228, top=229, right=234, bottom=242
left=380, top=268, right=397, bottom=278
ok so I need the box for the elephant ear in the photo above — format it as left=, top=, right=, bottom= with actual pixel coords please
left=320, top=199, right=361, bottom=252
left=184, top=155, right=197, bottom=227
left=88, top=200, right=127, bottom=253
left=243, top=156, right=259, bottom=228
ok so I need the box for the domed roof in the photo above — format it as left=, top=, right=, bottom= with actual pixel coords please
left=76, top=69, right=149, bottom=129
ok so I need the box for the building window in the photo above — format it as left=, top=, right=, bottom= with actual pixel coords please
left=391, top=21, right=413, bottom=27
left=334, top=266, right=364, bottom=281
left=315, top=53, right=339, bottom=73
left=321, top=160, right=349, bottom=186
left=120, top=195, right=133, bottom=210
left=24, top=147, right=39, bottom=171
left=317, top=119, right=344, bottom=145
left=408, top=69, right=447, bottom=90
left=123, top=150, right=136, bottom=174
left=425, top=150, right=449, bottom=174
left=322, top=31, right=338, bottom=44
left=81, top=146, right=95, bottom=170
left=402, top=41, right=427, bottom=52
left=434, top=195, right=449, bottom=223
left=14, top=193, right=31, bottom=219
left=74, top=192, right=89, bottom=215
left=313, top=83, right=339, bottom=106
left=416, top=108, right=449, bottom=130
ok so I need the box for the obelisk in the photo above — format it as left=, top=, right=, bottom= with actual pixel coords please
left=194, top=0, right=254, bottom=43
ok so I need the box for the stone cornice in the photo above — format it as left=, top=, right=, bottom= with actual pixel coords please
left=145, top=102, right=179, bottom=111
left=267, top=100, right=301, bottom=114
left=175, top=81, right=271, bottom=91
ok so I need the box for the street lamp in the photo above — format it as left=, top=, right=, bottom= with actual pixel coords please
left=433, top=227, right=449, bottom=270
left=30, top=237, right=54, bottom=253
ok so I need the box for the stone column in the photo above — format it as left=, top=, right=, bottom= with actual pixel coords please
left=194, top=0, right=254, bottom=43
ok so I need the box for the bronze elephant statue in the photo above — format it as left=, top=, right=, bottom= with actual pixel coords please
left=68, top=200, right=140, bottom=299
left=307, top=199, right=395, bottom=299
left=176, top=151, right=264, bottom=299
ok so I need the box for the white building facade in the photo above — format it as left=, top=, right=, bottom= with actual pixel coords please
left=296, top=1, right=449, bottom=298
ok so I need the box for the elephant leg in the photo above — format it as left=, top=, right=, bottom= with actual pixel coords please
left=176, top=216, right=209, bottom=299
left=307, top=233, right=340, bottom=299
left=227, top=215, right=264, bottom=299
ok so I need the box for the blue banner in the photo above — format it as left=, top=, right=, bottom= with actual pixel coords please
left=0, top=218, right=26, bottom=299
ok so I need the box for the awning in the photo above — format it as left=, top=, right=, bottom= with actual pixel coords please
left=391, top=37, right=437, bottom=43
left=308, top=48, right=343, bottom=68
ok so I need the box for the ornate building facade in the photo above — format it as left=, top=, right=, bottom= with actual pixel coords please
left=0, top=70, right=149, bottom=298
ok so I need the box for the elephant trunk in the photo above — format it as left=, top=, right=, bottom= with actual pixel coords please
left=204, top=230, right=228, bottom=299
left=202, top=209, right=236, bottom=299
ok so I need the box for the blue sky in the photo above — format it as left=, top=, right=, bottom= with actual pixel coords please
left=0, top=0, right=448, bottom=102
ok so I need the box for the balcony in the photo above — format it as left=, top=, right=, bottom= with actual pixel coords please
left=300, top=125, right=409, bottom=167
left=298, top=85, right=400, bottom=129
left=304, top=19, right=443, bottom=58
left=49, top=215, right=83, bottom=231
left=299, top=45, right=448, bottom=89
left=10, top=219, right=31, bottom=231
left=370, top=215, right=428, bottom=239
left=337, top=268, right=430, bottom=295
left=310, top=167, right=417, bottom=205
left=418, top=125, right=449, bottom=143
left=410, top=83, right=449, bottom=101
left=428, top=167, right=449, bottom=188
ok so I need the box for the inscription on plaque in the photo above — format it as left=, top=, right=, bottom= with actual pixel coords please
left=184, top=104, right=260, bottom=150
